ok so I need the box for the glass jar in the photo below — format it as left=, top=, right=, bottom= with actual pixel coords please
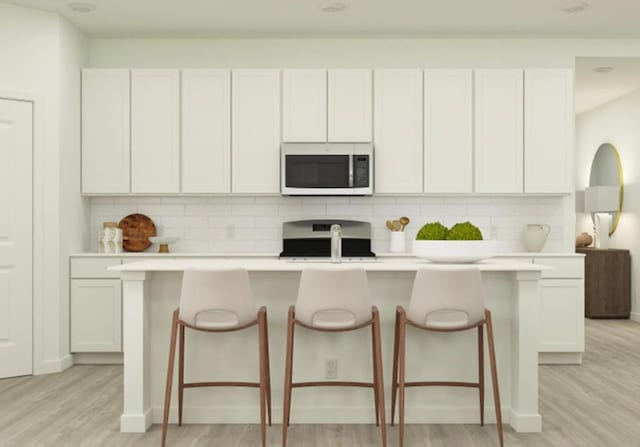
left=99, top=222, right=123, bottom=254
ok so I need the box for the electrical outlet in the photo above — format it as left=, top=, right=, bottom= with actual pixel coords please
left=325, top=358, right=338, bottom=379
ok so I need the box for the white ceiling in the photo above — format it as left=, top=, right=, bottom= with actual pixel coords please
left=575, top=58, right=640, bottom=114
left=3, top=0, right=640, bottom=38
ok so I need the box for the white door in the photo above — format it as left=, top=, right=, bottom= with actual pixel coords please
left=181, top=69, right=231, bottom=193
left=424, top=69, right=473, bottom=193
left=474, top=69, right=524, bottom=193
left=282, top=69, right=327, bottom=142
left=328, top=69, right=372, bottom=142
left=0, top=99, right=33, bottom=378
left=374, top=69, right=423, bottom=193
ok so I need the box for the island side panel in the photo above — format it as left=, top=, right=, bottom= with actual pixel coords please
left=510, top=270, right=542, bottom=432
left=120, top=271, right=153, bottom=432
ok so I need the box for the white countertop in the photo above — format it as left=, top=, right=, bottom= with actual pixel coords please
left=109, top=257, right=547, bottom=273
left=73, top=251, right=583, bottom=258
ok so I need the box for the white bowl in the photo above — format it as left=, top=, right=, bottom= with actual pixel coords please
left=412, top=239, right=496, bottom=263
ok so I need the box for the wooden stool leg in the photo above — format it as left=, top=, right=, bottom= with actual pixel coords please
left=263, top=310, right=272, bottom=427
left=178, top=324, right=185, bottom=427
left=390, top=307, right=400, bottom=427
left=373, top=309, right=387, bottom=447
left=478, top=324, right=484, bottom=426
left=485, top=310, right=504, bottom=447
left=371, top=321, right=380, bottom=427
left=398, top=312, right=407, bottom=447
left=282, top=307, right=295, bottom=447
left=258, top=310, right=267, bottom=447
left=161, top=310, right=179, bottom=447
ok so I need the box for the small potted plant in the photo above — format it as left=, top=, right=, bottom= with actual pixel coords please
left=413, top=221, right=496, bottom=263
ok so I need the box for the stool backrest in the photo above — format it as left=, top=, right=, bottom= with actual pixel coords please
left=295, top=267, right=372, bottom=329
left=179, top=268, right=256, bottom=329
left=407, top=266, right=485, bottom=329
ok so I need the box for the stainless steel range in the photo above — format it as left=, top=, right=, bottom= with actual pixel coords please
left=279, top=219, right=376, bottom=261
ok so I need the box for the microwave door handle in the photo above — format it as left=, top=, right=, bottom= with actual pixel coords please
left=348, top=155, right=354, bottom=187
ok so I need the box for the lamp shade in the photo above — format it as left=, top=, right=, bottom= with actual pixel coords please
left=584, top=186, right=619, bottom=212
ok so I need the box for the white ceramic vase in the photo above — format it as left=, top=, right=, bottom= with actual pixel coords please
left=522, top=224, right=550, bottom=252
left=389, top=232, right=406, bottom=253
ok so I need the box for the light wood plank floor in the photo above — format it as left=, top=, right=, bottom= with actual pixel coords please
left=1, top=319, right=639, bottom=446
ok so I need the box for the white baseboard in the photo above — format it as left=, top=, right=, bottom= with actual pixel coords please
left=508, top=409, right=542, bottom=432
left=38, top=354, right=74, bottom=375
left=151, top=405, right=513, bottom=426
left=630, top=312, right=640, bottom=323
left=73, top=352, right=123, bottom=365
left=538, top=352, right=583, bottom=365
left=121, top=410, right=153, bottom=433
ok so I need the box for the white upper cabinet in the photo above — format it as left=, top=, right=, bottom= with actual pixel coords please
left=424, top=70, right=473, bottom=193
left=181, top=70, right=231, bottom=193
left=131, top=70, right=180, bottom=193
left=524, top=69, right=574, bottom=193
left=81, top=69, right=130, bottom=194
left=373, top=70, right=423, bottom=193
left=474, top=69, right=524, bottom=193
left=232, top=70, right=281, bottom=193
left=283, top=69, right=327, bottom=142
left=328, top=70, right=372, bottom=142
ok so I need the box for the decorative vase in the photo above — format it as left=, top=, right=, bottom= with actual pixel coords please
left=389, top=231, right=406, bottom=253
left=99, top=221, right=123, bottom=254
left=575, top=232, right=593, bottom=248
left=522, top=224, right=550, bottom=252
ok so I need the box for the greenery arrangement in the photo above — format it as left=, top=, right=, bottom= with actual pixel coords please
left=415, top=221, right=483, bottom=241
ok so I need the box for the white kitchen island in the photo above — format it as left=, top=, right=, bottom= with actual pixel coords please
left=111, top=257, right=545, bottom=434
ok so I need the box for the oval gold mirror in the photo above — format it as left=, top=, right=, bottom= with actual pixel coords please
left=588, top=143, right=624, bottom=235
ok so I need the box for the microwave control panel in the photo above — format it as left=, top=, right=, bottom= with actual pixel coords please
left=354, top=155, right=370, bottom=187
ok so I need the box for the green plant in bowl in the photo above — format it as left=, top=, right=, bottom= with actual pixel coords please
left=446, top=221, right=483, bottom=240
left=416, top=221, right=448, bottom=240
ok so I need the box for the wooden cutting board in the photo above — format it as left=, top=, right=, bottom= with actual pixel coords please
left=118, top=213, right=157, bottom=252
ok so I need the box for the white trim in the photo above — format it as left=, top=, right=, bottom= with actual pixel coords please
left=120, top=410, right=152, bottom=433
left=538, top=352, right=583, bottom=365
left=40, top=354, right=73, bottom=375
left=0, top=89, right=46, bottom=376
left=151, top=406, right=511, bottom=425
left=73, top=352, right=123, bottom=364
left=629, top=312, right=640, bottom=323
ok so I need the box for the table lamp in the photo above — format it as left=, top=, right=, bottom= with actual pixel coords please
left=584, top=185, right=619, bottom=249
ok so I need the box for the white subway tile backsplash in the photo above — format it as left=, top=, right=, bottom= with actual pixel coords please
left=89, top=195, right=569, bottom=254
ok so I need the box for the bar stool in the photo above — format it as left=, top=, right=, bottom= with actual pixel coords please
left=161, top=268, right=271, bottom=447
left=391, top=266, right=503, bottom=447
left=282, top=267, right=386, bottom=447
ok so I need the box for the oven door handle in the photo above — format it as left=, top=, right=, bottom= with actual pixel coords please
left=348, top=155, right=354, bottom=188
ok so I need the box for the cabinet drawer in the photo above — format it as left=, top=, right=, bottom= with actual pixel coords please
left=71, top=258, right=122, bottom=278
left=534, top=257, right=583, bottom=279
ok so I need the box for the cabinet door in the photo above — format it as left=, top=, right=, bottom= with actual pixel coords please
left=131, top=69, right=180, bottom=193
left=474, top=69, right=524, bottom=193
left=81, top=69, right=130, bottom=194
left=232, top=70, right=281, bottom=193
left=538, top=279, right=585, bottom=352
left=181, top=69, right=231, bottom=193
left=524, top=69, right=573, bottom=193
left=283, top=69, right=327, bottom=142
left=328, top=70, right=372, bottom=142
left=424, top=70, right=473, bottom=193
left=373, top=69, right=423, bottom=193
left=70, top=279, right=122, bottom=352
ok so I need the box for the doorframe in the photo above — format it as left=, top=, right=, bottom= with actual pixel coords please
left=0, top=89, right=46, bottom=375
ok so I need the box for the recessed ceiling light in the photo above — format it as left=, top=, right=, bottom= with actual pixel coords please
left=563, top=2, right=590, bottom=13
left=593, top=66, right=614, bottom=73
left=320, top=2, right=346, bottom=13
left=68, top=2, right=96, bottom=13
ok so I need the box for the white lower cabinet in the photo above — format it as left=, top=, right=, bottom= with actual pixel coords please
left=71, top=279, right=122, bottom=353
left=70, top=258, right=123, bottom=353
left=497, top=255, right=584, bottom=364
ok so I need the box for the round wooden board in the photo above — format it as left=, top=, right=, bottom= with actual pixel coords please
left=118, top=213, right=157, bottom=252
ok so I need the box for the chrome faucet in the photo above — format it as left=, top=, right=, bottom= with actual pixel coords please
left=330, top=224, right=342, bottom=263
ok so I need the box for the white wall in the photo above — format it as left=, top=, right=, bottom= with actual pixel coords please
left=0, top=3, right=88, bottom=373
left=576, top=88, right=640, bottom=319
left=89, top=195, right=567, bottom=254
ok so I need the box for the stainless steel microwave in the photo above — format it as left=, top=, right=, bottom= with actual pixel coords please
left=281, top=143, right=373, bottom=196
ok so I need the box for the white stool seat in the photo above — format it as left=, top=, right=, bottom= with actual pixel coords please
left=311, top=309, right=357, bottom=329
left=194, top=309, right=242, bottom=329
